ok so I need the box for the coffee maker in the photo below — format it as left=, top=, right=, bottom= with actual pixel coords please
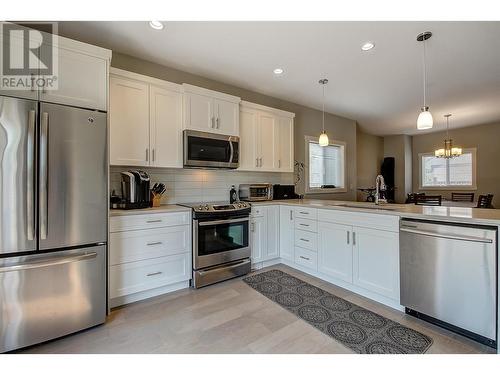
left=119, top=170, right=151, bottom=209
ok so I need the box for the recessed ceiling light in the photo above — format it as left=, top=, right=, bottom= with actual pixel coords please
left=361, top=42, right=375, bottom=51
left=273, top=68, right=284, bottom=75
left=149, top=21, right=164, bottom=30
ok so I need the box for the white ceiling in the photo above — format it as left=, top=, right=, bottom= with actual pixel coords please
left=58, top=21, right=500, bottom=136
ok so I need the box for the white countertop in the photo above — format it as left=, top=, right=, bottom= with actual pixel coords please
left=251, top=199, right=500, bottom=226
left=109, top=205, right=191, bottom=217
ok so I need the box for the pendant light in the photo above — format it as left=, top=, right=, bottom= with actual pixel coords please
left=318, top=78, right=329, bottom=146
left=416, top=31, right=433, bottom=130
left=434, top=114, right=462, bottom=158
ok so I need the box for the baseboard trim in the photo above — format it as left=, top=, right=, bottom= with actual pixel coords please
left=110, top=280, right=190, bottom=308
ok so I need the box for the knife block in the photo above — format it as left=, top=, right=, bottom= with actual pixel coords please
left=152, top=195, right=162, bottom=207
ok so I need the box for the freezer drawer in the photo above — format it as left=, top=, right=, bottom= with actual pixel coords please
left=0, top=245, right=106, bottom=352
left=400, top=219, right=497, bottom=343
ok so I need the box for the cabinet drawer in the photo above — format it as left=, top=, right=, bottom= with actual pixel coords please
left=109, top=253, right=191, bottom=298
left=110, top=211, right=191, bottom=232
left=251, top=206, right=266, bottom=217
left=294, top=229, right=318, bottom=251
left=295, top=217, right=318, bottom=233
left=110, top=225, right=190, bottom=265
left=294, top=247, right=318, bottom=271
left=294, top=206, right=318, bottom=220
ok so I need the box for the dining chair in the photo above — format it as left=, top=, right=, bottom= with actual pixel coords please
left=451, top=192, right=475, bottom=202
left=477, top=194, right=494, bottom=208
left=405, top=192, right=425, bottom=204
left=415, top=195, right=442, bottom=206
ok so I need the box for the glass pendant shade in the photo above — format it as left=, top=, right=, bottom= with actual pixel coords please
left=417, top=107, right=433, bottom=130
left=319, top=131, right=329, bottom=146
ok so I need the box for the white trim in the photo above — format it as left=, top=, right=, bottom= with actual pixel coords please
left=182, top=83, right=241, bottom=103
left=109, top=280, right=189, bottom=308
left=418, top=148, right=477, bottom=190
left=240, top=100, right=295, bottom=118
left=110, top=67, right=182, bottom=92
left=304, top=135, right=347, bottom=194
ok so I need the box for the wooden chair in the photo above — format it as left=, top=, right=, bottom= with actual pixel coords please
left=415, top=195, right=442, bottom=206
left=406, top=192, right=425, bottom=204
left=451, top=192, right=475, bottom=202
left=476, top=194, right=494, bottom=208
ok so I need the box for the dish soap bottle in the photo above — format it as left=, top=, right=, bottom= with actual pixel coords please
left=230, top=185, right=237, bottom=203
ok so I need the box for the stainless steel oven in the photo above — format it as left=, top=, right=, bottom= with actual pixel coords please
left=180, top=202, right=251, bottom=288
left=183, top=130, right=239, bottom=169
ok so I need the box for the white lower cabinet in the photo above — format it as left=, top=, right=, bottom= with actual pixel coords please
left=279, top=206, right=294, bottom=261
left=318, top=222, right=353, bottom=283
left=352, top=226, right=399, bottom=300
left=109, top=211, right=191, bottom=307
left=250, top=205, right=280, bottom=265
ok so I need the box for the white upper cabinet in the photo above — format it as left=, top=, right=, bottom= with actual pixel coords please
left=110, top=75, right=150, bottom=166
left=150, top=84, right=183, bottom=168
left=239, top=101, right=294, bottom=172
left=40, top=46, right=108, bottom=110
left=109, top=68, right=183, bottom=168
left=182, top=84, right=240, bottom=136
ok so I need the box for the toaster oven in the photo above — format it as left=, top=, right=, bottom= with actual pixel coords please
left=238, top=184, right=273, bottom=201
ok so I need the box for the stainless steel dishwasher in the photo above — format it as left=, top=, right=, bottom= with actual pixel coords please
left=400, top=218, right=497, bottom=348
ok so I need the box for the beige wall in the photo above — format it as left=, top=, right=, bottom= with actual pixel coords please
left=383, top=135, right=412, bottom=203
left=412, top=121, right=500, bottom=206
left=356, top=127, right=384, bottom=201
left=111, top=52, right=358, bottom=200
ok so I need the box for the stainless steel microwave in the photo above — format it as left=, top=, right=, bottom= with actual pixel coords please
left=183, top=130, right=239, bottom=169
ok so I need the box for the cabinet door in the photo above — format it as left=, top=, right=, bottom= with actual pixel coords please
left=215, top=98, right=239, bottom=136
left=276, top=116, right=294, bottom=172
left=353, top=227, right=399, bottom=300
left=279, top=206, right=295, bottom=261
left=40, top=47, right=107, bottom=110
left=0, top=30, right=39, bottom=100
left=150, top=85, right=183, bottom=168
left=109, top=76, right=150, bottom=166
left=258, top=112, right=276, bottom=170
left=318, top=222, right=353, bottom=283
left=266, top=206, right=280, bottom=260
left=250, top=215, right=267, bottom=263
left=184, top=92, right=214, bottom=132
left=238, top=108, right=259, bottom=170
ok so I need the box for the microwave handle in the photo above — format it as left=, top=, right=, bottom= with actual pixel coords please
left=229, top=139, right=234, bottom=163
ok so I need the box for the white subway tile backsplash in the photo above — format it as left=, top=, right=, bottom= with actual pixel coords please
left=110, top=166, right=294, bottom=204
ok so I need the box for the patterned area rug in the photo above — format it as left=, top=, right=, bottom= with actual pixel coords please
left=243, top=269, right=433, bottom=354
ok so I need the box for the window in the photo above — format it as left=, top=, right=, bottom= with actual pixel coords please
left=419, top=149, right=476, bottom=189
left=305, top=136, right=346, bottom=193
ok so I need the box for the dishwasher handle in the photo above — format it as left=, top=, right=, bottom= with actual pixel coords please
left=400, top=227, right=493, bottom=244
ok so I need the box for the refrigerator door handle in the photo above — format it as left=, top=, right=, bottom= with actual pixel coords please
left=27, top=109, right=36, bottom=241
left=40, top=112, right=49, bottom=240
left=0, top=252, right=97, bottom=273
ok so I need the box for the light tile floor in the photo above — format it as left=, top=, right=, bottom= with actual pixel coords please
left=20, top=264, right=496, bottom=354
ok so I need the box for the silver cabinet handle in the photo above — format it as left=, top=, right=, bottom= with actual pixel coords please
left=259, top=157, right=263, bottom=167
left=211, top=117, right=215, bottom=128
left=299, top=256, right=310, bottom=261
left=353, top=232, right=356, bottom=246
left=146, top=148, right=149, bottom=162
left=146, top=219, right=163, bottom=223
left=40, top=112, right=49, bottom=240
left=30, top=74, right=35, bottom=92
left=152, top=149, right=155, bottom=162
left=255, top=158, right=258, bottom=167
left=299, top=223, right=310, bottom=227
left=300, top=238, right=309, bottom=242
left=290, top=210, right=293, bottom=220
left=147, top=271, right=162, bottom=277
left=27, top=109, right=35, bottom=241
left=278, top=159, right=281, bottom=168
left=0, top=252, right=97, bottom=273
left=147, top=241, right=163, bottom=246
left=216, top=117, right=220, bottom=129
left=299, top=211, right=309, bottom=215
left=347, top=231, right=350, bottom=245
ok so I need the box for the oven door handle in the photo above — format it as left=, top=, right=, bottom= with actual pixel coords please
left=198, top=217, right=249, bottom=226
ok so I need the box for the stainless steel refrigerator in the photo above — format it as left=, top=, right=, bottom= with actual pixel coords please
left=0, top=95, right=107, bottom=352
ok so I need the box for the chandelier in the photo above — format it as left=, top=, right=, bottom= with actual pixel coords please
left=434, top=114, right=462, bottom=158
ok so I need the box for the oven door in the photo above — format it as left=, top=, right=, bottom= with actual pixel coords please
left=194, top=216, right=250, bottom=269
left=183, top=130, right=239, bottom=169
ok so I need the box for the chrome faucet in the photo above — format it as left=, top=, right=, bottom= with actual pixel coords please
left=375, top=174, right=387, bottom=205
